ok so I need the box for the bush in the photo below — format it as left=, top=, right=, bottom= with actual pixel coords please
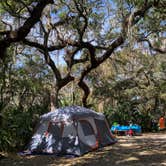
left=0, top=105, right=49, bottom=152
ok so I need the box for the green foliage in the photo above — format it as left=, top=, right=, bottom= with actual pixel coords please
left=105, top=102, right=132, bottom=126
left=0, top=105, right=49, bottom=152
left=58, top=11, right=67, bottom=19
left=0, top=0, right=37, bottom=15
left=0, top=48, right=52, bottom=152
left=104, top=103, right=153, bottom=132
left=89, top=49, right=166, bottom=131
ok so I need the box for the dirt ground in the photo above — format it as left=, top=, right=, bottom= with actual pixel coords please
left=0, top=131, right=166, bottom=166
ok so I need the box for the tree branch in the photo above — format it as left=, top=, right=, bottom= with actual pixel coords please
left=138, top=38, right=166, bottom=54
left=23, top=39, right=66, bottom=51
left=78, top=79, right=90, bottom=107
left=76, top=0, right=160, bottom=106
left=0, top=0, right=54, bottom=60
left=73, top=0, right=88, bottom=41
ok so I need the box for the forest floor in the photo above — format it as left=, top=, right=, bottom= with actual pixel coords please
left=0, top=131, right=166, bottom=166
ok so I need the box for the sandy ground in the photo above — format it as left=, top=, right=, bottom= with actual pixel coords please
left=0, top=131, right=166, bottom=166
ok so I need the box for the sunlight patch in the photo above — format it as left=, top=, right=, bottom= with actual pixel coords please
left=139, top=150, right=154, bottom=155
left=119, top=143, right=137, bottom=147
left=116, top=157, right=139, bottom=164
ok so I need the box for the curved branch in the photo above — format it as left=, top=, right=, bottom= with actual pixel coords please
left=1, top=20, right=13, bottom=31
left=19, top=0, right=32, bottom=14
left=23, top=39, right=66, bottom=51
left=0, top=0, right=54, bottom=60
left=139, top=38, right=166, bottom=54
left=73, top=0, right=88, bottom=41
left=64, top=48, right=89, bottom=70
left=78, top=80, right=90, bottom=107
left=81, top=42, right=97, bottom=66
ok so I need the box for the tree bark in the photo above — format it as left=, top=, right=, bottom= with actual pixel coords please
left=50, top=86, right=60, bottom=111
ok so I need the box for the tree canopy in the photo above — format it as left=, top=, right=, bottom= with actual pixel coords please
left=0, top=0, right=165, bottom=107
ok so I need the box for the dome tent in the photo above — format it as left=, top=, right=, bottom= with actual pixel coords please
left=27, top=106, right=116, bottom=156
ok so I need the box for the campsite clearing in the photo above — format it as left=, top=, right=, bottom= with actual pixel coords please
left=0, top=131, right=166, bottom=166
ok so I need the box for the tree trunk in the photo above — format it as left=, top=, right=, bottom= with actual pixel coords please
left=50, top=86, right=60, bottom=111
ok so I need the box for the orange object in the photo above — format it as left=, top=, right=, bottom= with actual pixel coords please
left=91, top=140, right=99, bottom=150
left=159, top=117, right=165, bottom=129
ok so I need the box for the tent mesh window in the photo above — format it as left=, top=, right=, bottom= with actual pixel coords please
left=79, top=120, right=94, bottom=136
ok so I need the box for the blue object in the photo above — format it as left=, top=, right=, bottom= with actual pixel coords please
left=111, top=124, right=141, bottom=133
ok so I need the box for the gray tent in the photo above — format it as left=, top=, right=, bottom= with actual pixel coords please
left=28, top=106, right=116, bottom=156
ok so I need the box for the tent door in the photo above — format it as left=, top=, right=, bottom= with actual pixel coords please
left=78, top=120, right=98, bottom=149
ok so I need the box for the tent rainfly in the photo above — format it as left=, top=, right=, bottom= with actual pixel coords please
left=27, top=106, right=116, bottom=156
